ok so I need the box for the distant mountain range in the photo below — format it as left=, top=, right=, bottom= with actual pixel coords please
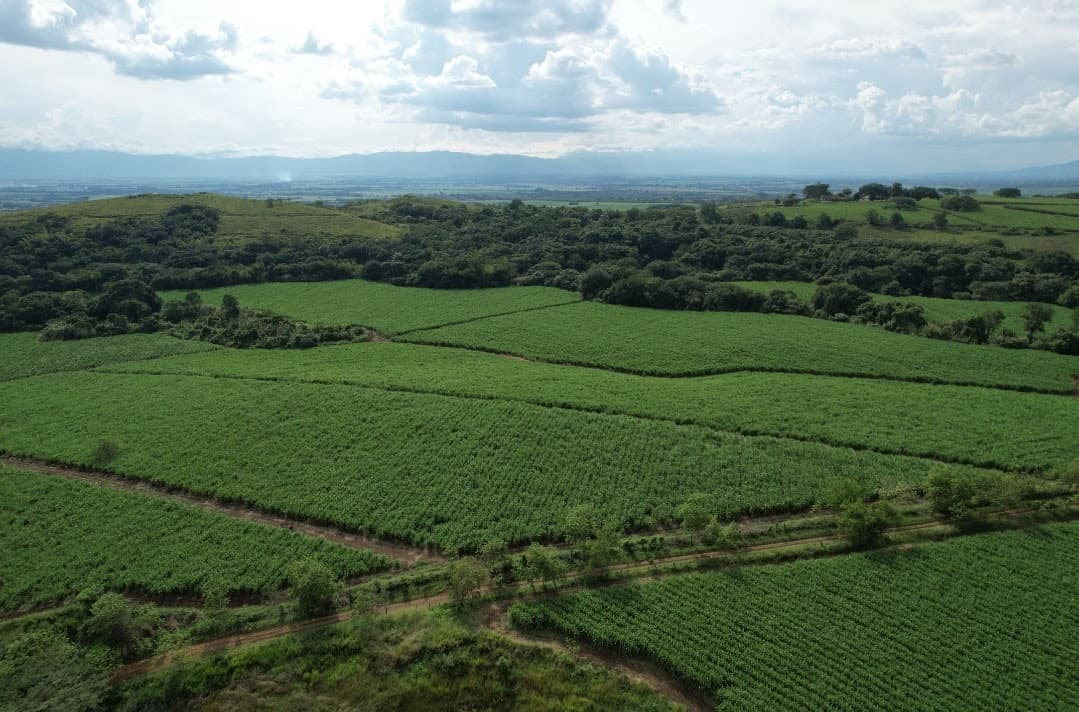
left=1, top=148, right=1078, bottom=185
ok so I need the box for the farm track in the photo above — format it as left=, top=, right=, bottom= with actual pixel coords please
left=112, top=506, right=1062, bottom=683
left=0, top=456, right=439, bottom=567
left=100, top=367, right=1049, bottom=473
left=484, top=607, right=712, bottom=712
left=389, top=298, right=583, bottom=336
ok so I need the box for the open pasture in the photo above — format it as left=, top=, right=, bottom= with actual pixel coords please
left=106, top=341, right=1079, bottom=472
left=0, top=371, right=980, bottom=551
left=399, top=301, right=1079, bottom=392
left=159, top=279, right=579, bottom=335
left=0, top=466, right=389, bottom=613
left=0, top=193, right=402, bottom=241
left=511, top=521, right=1079, bottom=711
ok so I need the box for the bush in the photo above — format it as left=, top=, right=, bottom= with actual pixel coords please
left=941, top=195, right=982, bottom=212
left=287, top=559, right=343, bottom=617
left=813, top=282, right=871, bottom=317
left=91, top=439, right=120, bottom=467
left=837, top=501, right=898, bottom=549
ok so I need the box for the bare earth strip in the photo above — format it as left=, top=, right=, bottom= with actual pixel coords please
left=0, top=456, right=438, bottom=567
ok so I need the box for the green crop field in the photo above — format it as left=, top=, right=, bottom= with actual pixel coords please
left=511, top=521, right=1079, bottom=711
left=730, top=281, right=1074, bottom=335
left=0, top=371, right=984, bottom=551
left=0, top=194, right=402, bottom=241
left=0, top=332, right=218, bottom=382
left=399, top=301, right=1079, bottom=392
left=101, top=341, right=1079, bottom=472
left=0, top=467, right=389, bottom=612
left=159, top=279, right=580, bottom=335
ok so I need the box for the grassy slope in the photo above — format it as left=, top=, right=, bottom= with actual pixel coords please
left=102, top=342, right=1079, bottom=472
left=0, top=371, right=982, bottom=550
left=120, top=610, right=677, bottom=712
left=400, top=301, right=1079, bottom=392
left=160, top=280, right=580, bottom=335
left=0, top=467, right=389, bottom=612
left=0, top=193, right=402, bottom=241
left=730, top=280, right=1074, bottom=334
left=0, top=332, right=218, bottom=381
left=511, top=521, right=1079, bottom=711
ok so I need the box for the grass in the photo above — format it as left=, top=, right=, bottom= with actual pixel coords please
left=159, top=280, right=580, bottom=335
left=730, top=281, right=1074, bottom=335
left=0, top=371, right=988, bottom=551
left=0, top=194, right=402, bottom=242
left=510, top=521, right=1079, bottom=711
left=118, top=609, right=678, bottom=711
left=399, top=301, right=1079, bottom=392
left=0, top=466, right=390, bottom=613
left=0, top=332, right=218, bottom=382
left=102, top=341, right=1079, bottom=472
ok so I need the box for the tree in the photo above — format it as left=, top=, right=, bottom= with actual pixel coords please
left=221, top=294, right=240, bottom=320
left=703, top=521, right=741, bottom=551
left=582, top=524, right=623, bottom=573
left=803, top=183, right=831, bottom=200
left=1020, top=303, right=1054, bottom=343
left=941, top=195, right=981, bottom=212
left=699, top=201, right=719, bottom=224
left=812, top=282, right=871, bottom=317
left=889, top=212, right=906, bottom=229
left=447, top=557, right=488, bottom=608
left=564, top=503, right=598, bottom=547
left=515, top=543, right=564, bottom=592
left=931, top=211, right=949, bottom=230
left=855, top=183, right=890, bottom=201
left=677, top=493, right=713, bottom=537
left=287, top=559, right=342, bottom=617
left=79, top=593, right=149, bottom=661
left=837, top=501, right=898, bottom=549
left=993, top=187, right=1021, bottom=198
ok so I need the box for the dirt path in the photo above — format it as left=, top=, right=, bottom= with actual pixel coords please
left=110, top=505, right=1065, bottom=684
left=484, top=606, right=711, bottom=711
left=0, top=456, right=439, bottom=566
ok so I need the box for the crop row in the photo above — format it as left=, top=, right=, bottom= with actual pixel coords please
left=399, top=301, right=1079, bottom=392
left=511, top=521, right=1079, bottom=711
left=0, top=332, right=217, bottom=382
left=160, top=279, right=579, bottom=335
left=0, top=371, right=987, bottom=551
left=109, top=341, right=1079, bottom=472
left=0, top=467, right=389, bottom=612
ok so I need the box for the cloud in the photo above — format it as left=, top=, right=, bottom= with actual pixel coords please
left=297, top=31, right=334, bottom=56
left=662, top=0, right=685, bottom=22
left=0, top=0, right=237, bottom=80
left=401, top=0, right=611, bottom=41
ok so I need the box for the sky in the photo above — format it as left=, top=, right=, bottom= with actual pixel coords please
left=1, top=0, right=1078, bottom=171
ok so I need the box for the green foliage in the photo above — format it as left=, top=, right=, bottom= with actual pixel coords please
left=287, top=559, right=344, bottom=617
left=0, top=628, right=111, bottom=711
left=162, top=279, right=579, bottom=335
left=1020, top=302, right=1055, bottom=342
left=401, top=300, right=1079, bottom=392
left=0, top=468, right=387, bottom=612
left=941, top=195, right=982, bottom=211
left=812, top=282, right=872, bottom=317
left=836, top=501, right=899, bottom=549
left=821, top=477, right=869, bottom=508
left=511, top=522, right=1079, bottom=710
left=90, top=438, right=120, bottom=467
left=924, top=466, right=1026, bottom=519
left=446, top=557, right=488, bottom=607
left=124, top=340, right=1079, bottom=471
left=0, top=331, right=215, bottom=382
left=994, top=188, right=1022, bottom=198
left=677, top=493, right=713, bottom=533
left=79, top=592, right=150, bottom=661
left=118, top=610, right=676, bottom=711
left=0, top=372, right=988, bottom=551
